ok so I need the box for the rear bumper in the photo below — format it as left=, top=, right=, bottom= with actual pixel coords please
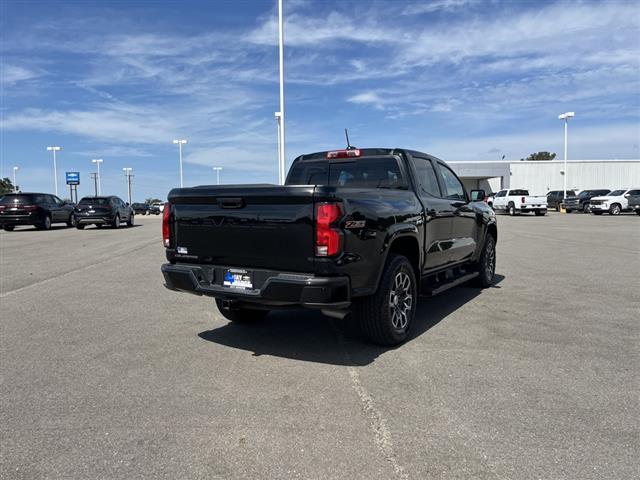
left=161, top=263, right=350, bottom=310
left=0, top=214, right=40, bottom=226
left=76, top=214, right=114, bottom=224
left=518, top=206, right=546, bottom=213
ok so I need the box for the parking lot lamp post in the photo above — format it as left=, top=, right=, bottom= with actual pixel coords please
left=558, top=112, right=575, bottom=200
left=277, top=0, right=286, bottom=185
left=172, top=139, right=188, bottom=188
left=12, top=166, right=19, bottom=192
left=123, top=168, right=133, bottom=204
left=46, top=146, right=61, bottom=196
left=92, top=159, right=103, bottom=196
left=212, top=167, right=222, bottom=185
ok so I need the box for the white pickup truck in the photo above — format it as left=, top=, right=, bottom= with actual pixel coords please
left=492, top=189, right=547, bottom=216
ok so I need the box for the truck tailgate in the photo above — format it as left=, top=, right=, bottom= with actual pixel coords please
left=169, top=185, right=316, bottom=272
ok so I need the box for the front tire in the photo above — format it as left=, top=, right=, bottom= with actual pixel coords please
left=508, top=203, right=516, bottom=216
left=215, top=299, right=268, bottom=323
left=112, top=214, right=121, bottom=228
left=67, top=214, right=77, bottom=228
left=128, top=214, right=135, bottom=227
left=2, top=225, right=15, bottom=231
left=609, top=204, right=621, bottom=215
left=353, top=254, right=417, bottom=346
left=583, top=203, right=590, bottom=213
left=76, top=223, right=85, bottom=230
left=474, top=234, right=496, bottom=287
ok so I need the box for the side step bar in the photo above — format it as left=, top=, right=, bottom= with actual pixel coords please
left=421, top=272, right=479, bottom=296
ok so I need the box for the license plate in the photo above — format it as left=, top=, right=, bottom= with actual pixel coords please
left=223, top=269, right=253, bottom=290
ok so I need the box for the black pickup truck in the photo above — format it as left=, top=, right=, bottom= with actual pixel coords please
left=161, top=148, right=497, bottom=345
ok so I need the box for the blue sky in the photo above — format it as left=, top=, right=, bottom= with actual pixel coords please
left=1, top=0, right=639, bottom=201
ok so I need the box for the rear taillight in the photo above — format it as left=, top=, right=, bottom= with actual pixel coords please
left=521, top=197, right=525, bottom=203
left=315, top=203, right=342, bottom=257
left=162, top=203, right=171, bottom=247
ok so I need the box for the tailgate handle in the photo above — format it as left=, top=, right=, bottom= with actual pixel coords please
left=218, top=197, right=245, bottom=209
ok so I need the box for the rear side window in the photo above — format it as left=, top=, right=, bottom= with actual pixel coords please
left=628, top=190, right=640, bottom=195
left=412, top=158, right=441, bottom=197
left=287, top=157, right=406, bottom=189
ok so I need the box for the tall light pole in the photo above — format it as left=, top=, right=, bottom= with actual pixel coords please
left=277, top=0, right=286, bottom=185
left=12, top=166, right=19, bottom=192
left=172, top=139, right=188, bottom=187
left=92, top=159, right=103, bottom=196
left=212, top=167, right=222, bottom=185
left=123, top=167, right=133, bottom=204
left=558, top=112, right=575, bottom=200
left=274, top=111, right=282, bottom=183
left=46, top=146, right=61, bottom=196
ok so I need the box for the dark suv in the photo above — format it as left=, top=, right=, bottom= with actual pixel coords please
left=564, top=189, right=611, bottom=213
left=75, top=196, right=134, bottom=229
left=0, top=193, right=76, bottom=231
left=546, top=190, right=577, bottom=211
left=132, top=203, right=150, bottom=215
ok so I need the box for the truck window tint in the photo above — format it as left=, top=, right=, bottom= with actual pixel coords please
left=510, top=189, right=530, bottom=196
left=412, top=158, right=441, bottom=197
left=438, top=163, right=466, bottom=201
left=78, top=197, right=110, bottom=206
left=329, top=158, right=404, bottom=188
left=287, top=157, right=405, bottom=189
left=0, top=194, right=34, bottom=204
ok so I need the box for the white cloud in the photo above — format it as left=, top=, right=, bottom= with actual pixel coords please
left=1, top=65, right=43, bottom=85
left=402, top=0, right=478, bottom=15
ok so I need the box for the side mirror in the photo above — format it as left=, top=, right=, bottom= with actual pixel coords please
left=126, top=202, right=130, bottom=206
left=470, top=189, right=486, bottom=202
left=624, top=194, right=630, bottom=198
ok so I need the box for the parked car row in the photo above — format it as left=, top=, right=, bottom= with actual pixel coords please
left=486, top=188, right=640, bottom=216
left=0, top=192, right=137, bottom=231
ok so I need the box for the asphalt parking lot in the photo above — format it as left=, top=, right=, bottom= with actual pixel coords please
left=1, top=213, right=638, bottom=480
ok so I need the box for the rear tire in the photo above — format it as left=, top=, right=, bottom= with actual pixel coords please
left=128, top=214, right=135, bottom=227
left=508, top=203, right=516, bottom=216
left=2, top=225, right=15, bottom=231
left=566, top=209, right=572, bottom=213
left=67, top=214, right=77, bottom=228
left=112, top=214, right=121, bottom=228
left=583, top=203, right=590, bottom=213
left=38, top=215, right=52, bottom=230
left=353, top=254, right=417, bottom=346
left=636, top=210, right=640, bottom=216
left=535, top=210, right=546, bottom=216
left=215, top=299, right=268, bottom=323
left=76, top=224, right=85, bottom=230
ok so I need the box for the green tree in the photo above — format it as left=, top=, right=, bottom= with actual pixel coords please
left=145, top=197, right=162, bottom=205
left=521, top=151, right=557, bottom=161
left=0, top=177, right=17, bottom=195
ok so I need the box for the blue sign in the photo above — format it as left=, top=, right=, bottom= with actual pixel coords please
left=66, top=172, right=80, bottom=185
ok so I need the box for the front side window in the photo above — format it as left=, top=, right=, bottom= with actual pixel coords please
left=438, top=164, right=466, bottom=201
left=412, top=158, right=441, bottom=197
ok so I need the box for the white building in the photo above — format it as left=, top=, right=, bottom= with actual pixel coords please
left=449, top=159, right=640, bottom=195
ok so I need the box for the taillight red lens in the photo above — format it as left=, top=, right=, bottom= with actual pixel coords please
left=162, top=203, right=171, bottom=247
left=23, top=205, right=38, bottom=211
left=316, top=203, right=342, bottom=257
left=0, top=206, right=5, bottom=212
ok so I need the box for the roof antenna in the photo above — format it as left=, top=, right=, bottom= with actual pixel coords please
left=345, top=128, right=356, bottom=150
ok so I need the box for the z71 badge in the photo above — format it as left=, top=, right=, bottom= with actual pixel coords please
left=345, top=220, right=366, bottom=229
